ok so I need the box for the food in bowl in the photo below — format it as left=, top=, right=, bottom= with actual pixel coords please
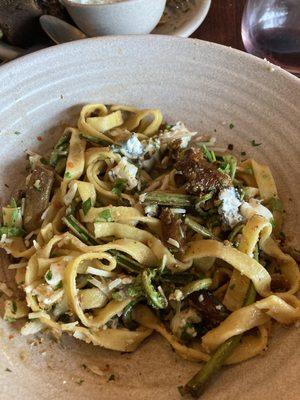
left=1, top=103, right=299, bottom=397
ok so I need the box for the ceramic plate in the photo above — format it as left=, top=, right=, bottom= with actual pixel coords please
left=154, top=0, right=211, bottom=37
left=0, top=36, right=299, bottom=400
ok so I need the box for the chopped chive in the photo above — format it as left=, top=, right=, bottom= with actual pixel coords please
left=112, top=179, right=127, bottom=196
left=76, top=379, right=84, bottom=385
left=45, top=270, right=53, bottom=281
left=97, top=209, right=113, bottom=222
left=64, top=171, right=72, bottom=179
left=11, top=301, right=17, bottom=314
left=82, top=198, right=92, bottom=216
left=55, top=281, right=63, bottom=289
left=14, top=131, right=21, bottom=135
left=251, top=139, right=262, bottom=147
left=229, top=123, right=234, bottom=129
left=240, top=151, right=246, bottom=156
left=202, top=145, right=216, bottom=163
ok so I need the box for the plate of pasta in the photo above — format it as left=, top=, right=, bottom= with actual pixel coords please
left=0, top=36, right=299, bottom=400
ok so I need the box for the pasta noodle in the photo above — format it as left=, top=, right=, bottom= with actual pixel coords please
left=0, top=103, right=299, bottom=395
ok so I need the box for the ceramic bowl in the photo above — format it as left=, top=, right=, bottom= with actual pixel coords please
left=154, top=0, right=211, bottom=37
left=61, top=0, right=167, bottom=36
left=0, top=36, right=299, bottom=400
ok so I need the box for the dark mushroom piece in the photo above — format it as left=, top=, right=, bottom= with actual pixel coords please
left=160, top=208, right=186, bottom=254
left=175, top=147, right=231, bottom=196
left=190, top=290, right=229, bottom=332
left=24, top=165, right=55, bottom=232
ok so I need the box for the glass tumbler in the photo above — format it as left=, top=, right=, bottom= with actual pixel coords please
left=242, top=0, right=300, bottom=74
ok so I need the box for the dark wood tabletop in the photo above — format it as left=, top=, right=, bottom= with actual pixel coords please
left=191, top=0, right=247, bottom=51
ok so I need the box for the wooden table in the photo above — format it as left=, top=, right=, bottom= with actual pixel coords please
left=191, top=0, right=247, bottom=51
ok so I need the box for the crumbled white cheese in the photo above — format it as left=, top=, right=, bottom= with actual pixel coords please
left=169, top=289, right=184, bottom=302
left=109, top=157, right=138, bottom=190
left=108, top=278, right=122, bottom=291
left=198, top=294, right=204, bottom=302
left=144, top=204, right=158, bottom=217
left=170, top=308, right=201, bottom=339
left=160, top=121, right=197, bottom=144
left=33, top=240, right=40, bottom=250
left=171, top=208, right=186, bottom=214
left=218, top=187, right=243, bottom=228
left=45, top=263, right=65, bottom=287
left=215, top=304, right=223, bottom=311
left=0, top=234, right=12, bottom=244
left=167, top=238, right=180, bottom=248
left=240, top=198, right=273, bottom=221
left=139, top=193, right=147, bottom=203
left=120, top=134, right=144, bottom=159
left=21, top=320, right=45, bottom=336
left=33, top=179, right=41, bottom=191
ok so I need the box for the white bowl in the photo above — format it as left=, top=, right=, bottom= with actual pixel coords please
left=154, top=0, right=211, bottom=37
left=61, top=0, right=167, bottom=36
left=0, top=36, right=299, bottom=400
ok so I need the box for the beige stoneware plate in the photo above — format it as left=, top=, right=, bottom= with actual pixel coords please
left=0, top=36, right=299, bottom=400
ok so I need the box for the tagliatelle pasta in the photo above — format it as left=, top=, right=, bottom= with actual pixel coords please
left=0, top=103, right=299, bottom=397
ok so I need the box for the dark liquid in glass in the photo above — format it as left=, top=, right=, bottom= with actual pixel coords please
left=244, top=26, right=300, bottom=74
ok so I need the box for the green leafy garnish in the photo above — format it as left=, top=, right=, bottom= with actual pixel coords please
left=64, top=171, right=72, bottom=179
left=112, top=179, right=127, bottom=196
left=108, top=374, right=115, bottom=382
left=142, top=269, right=168, bottom=309
left=229, top=123, right=235, bottom=129
left=202, top=145, right=216, bottom=163
left=0, top=226, right=25, bottom=237
left=97, top=209, right=113, bottom=222
left=56, top=280, right=63, bottom=289
left=251, top=139, right=262, bottom=147
left=76, top=379, right=84, bottom=385
left=11, top=301, right=17, bottom=314
left=14, top=131, right=21, bottom=135
left=82, top=198, right=92, bottom=216
left=45, top=270, right=53, bottom=281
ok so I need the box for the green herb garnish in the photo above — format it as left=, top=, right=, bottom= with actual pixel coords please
left=97, top=209, right=113, bottom=222
left=108, top=374, right=115, bottom=382
left=64, top=171, right=72, bottom=179
left=56, top=280, right=63, bottom=289
left=11, top=301, right=17, bottom=314
left=229, top=123, right=234, bottom=129
left=251, top=139, right=262, bottom=147
left=76, top=379, right=84, bottom=385
left=112, top=179, right=127, bottom=196
left=0, top=226, right=25, bottom=237
left=45, top=270, right=53, bottom=281
left=202, top=145, right=216, bottom=163
left=82, top=198, right=92, bottom=216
